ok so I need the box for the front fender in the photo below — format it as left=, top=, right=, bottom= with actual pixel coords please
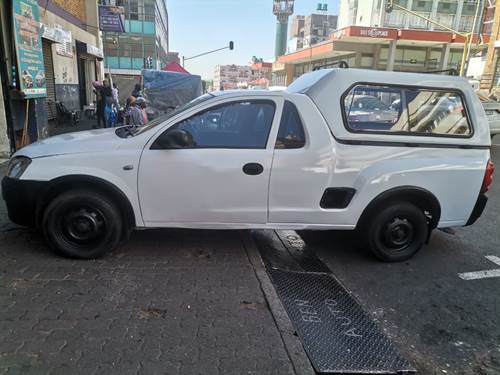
left=21, top=152, right=144, bottom=227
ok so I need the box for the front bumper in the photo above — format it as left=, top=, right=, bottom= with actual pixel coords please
left=2, top=177, right=49, bottom=227
left=465, top=193, right=488, bottom=226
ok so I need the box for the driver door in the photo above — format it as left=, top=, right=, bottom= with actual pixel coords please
left=138, top=98, right=280, bottom=226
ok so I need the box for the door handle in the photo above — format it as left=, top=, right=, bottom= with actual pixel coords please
left=242, top=163, right=264, bottom=176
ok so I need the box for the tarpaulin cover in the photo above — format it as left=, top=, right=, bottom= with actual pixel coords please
left=142, top=69, right=202, bottom=119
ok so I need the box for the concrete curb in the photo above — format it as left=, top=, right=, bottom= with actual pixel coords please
left=242, top=231, right=316, bottom=375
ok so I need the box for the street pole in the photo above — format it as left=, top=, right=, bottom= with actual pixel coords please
left=182, top=42, right=234, bottom=68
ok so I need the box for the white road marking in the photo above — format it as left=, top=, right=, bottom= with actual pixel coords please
left=485, top=255, right=500, bottom=267
left=458, top=255, right=500, bottom=280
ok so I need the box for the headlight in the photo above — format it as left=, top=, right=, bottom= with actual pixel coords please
left=6, top=156, right=32, bottom=179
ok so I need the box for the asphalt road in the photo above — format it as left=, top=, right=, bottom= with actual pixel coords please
left=299, top=144, right=500, bottom=374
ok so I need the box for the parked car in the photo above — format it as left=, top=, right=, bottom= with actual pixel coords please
left=345, top=94, right=400, bottom=130
left=2, top=69, right=494, bottom=262
left=481, top=100, right=500, bottom=138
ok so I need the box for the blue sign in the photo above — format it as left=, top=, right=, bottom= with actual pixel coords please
left=12, top=0, right=47, bottom=98
left=99, top=5, right=125, bottom=33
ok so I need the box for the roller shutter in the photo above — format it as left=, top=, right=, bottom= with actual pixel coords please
left=42, top=40, right=57, bottom=121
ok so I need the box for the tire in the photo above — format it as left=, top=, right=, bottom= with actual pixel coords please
left=363, top=201, right=428, bottom=262
left=42, top=189, right=123, bottom=259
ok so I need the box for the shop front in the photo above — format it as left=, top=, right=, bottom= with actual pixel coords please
left=274, top=25, right=487, bottom=87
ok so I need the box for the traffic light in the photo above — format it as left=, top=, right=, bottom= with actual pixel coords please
left=144, top=56, right=153, bottom=69
left=229, top=41, right=234, bottom=50
left=385, top=0, right=393, bottom=13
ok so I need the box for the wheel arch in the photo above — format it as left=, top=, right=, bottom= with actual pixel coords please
left=36, top=175, right=136, bottom=238
left=357, top=186, right=441, bottom=230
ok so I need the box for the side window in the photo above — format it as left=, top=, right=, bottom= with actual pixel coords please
left=406, top=90, right=471, bottom=135
left=344, top=85, right=407, bottom=132
left=170, top=100, right=275, bottom=148
left=343, top=84, right=472, bottom=136
left=275, top=101, right=306, bottom=149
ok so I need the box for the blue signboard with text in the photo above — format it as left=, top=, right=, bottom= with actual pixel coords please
left=99, top=5, right=126, bottom=33
left=12, top=0, right=47, bottom=98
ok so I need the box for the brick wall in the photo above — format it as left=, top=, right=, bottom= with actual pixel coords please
left=51, top=0, right=86, bottom=22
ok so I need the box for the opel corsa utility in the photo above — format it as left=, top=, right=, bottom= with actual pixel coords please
left=2, top=69, right=494, bottom=261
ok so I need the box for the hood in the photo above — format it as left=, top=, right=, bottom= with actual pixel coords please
left=15, top=128, right=123, bottom=159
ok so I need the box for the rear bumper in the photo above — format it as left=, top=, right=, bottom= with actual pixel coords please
left=1, top=177, right=49, bottom=227
left=465, top=193, right=488, bottom=226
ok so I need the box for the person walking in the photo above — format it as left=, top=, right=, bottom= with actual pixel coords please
left=92, top=80, right=113, bottom=128
left=93, top=81, right=105, bottom=128
left=135, top=97, right=148, bottom=125
left=131, top=83, right=142, bottom=98
left=124, top=96, right=145, bottom=126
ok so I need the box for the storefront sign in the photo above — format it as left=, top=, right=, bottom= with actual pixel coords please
left=42, top=24, right=71, bottom=45
left=360, top=28, right=390, bottom=38
left=12, top=0, right=47, bottom=98
left=333, top=26, right=398, bottom=41
left=87, top=44, right=104, bottom=59
left=98, top=5, right=125, bottom=32
left=55, top=29, right=73, bottom=58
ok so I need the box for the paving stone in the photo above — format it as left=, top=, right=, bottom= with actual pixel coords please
left=0, top=206, right=295, bottom=375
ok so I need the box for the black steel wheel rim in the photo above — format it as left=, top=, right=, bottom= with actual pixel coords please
left=60, top=205, right=107, bottom=247
left=381, top=217, right=415, bottom=252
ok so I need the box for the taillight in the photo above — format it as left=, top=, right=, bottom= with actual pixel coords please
left=481, top=159, right=495, bottom=194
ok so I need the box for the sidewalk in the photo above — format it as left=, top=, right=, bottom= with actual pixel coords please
left=47, top=116, right=100, bottom=137
left=0, top=165, right=305, bottom=374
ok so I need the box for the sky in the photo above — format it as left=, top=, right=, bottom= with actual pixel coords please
left=168, top=0, right=340, bottom=80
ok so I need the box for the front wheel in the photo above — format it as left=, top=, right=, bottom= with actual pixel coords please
left=363, top=202, right=428, bottom=262
left=42, top=190, right=122, bottom=259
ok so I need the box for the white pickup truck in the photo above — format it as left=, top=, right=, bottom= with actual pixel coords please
left=2, top=69, right=494, bottom=261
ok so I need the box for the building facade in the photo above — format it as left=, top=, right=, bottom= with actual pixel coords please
left=40, top=1, right=104, bottom=125
left=0, top=0, right=103, bottom=154
left=101, top=0, right=169, bottom=71
left=100, top=0, right=169, bottom=101
left=213, top=65, right=258, bottom=91
left=338, top=0, right=480, bottom=32
left=273, top=0, right=485, bottom=86
left=480, top=0, right=500, bottom=94
left=289, top=13, right=338, bottom=52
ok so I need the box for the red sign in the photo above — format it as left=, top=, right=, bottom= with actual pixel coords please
left=333, top=26, right=398, bottom=40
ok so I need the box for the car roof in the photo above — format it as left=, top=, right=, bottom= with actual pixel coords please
left=209, top=90, right=282, bottom=99
left=287, top=68, right=473, bottom=97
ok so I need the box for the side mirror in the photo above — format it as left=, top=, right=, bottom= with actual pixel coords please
left=151, top=129, right=194, bottom=149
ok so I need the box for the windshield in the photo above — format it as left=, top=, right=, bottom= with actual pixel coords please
left=115, top=93, right=215, bottom=138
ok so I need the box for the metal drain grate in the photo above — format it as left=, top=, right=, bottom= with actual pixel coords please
left=254, top=230, right=415, bottom=374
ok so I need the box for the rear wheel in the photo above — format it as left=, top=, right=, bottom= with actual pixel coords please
left=364, top=202, right=428, bottom=262
left=42, top=190, right=122, bottom=259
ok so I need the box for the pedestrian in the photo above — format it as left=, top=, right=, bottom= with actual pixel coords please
left=93, top=81, right=105, bottom=128
left=92, top=80, right=113, bottom=128
left=124, top=96, right=145, bottom=126
left=131, top=83, right=142, bottom=98
left=135, top=97, right=149, bottom=125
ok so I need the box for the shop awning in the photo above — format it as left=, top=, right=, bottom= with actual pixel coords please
left=162, top=62, right=190, bottom=74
